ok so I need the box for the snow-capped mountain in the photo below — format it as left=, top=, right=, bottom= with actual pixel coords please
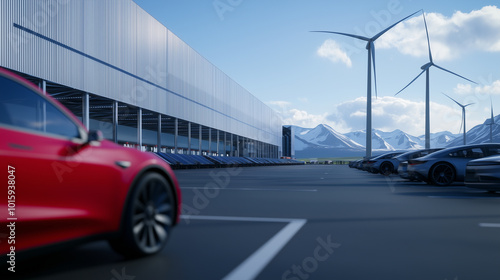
left=293, top=124, right=365, bottom=158
left=422, top=131, right=459, bottom=148
left=344, top=130, right=395, bottom=150
left=296, top=124, right=363, bottom=150
left=292, top=126, right=312, bottom=137
left=375, top=129, right=423, bottom=150
left=445, top=115, right=500, bottom=147
left=292, top=124, right=460, bottom=158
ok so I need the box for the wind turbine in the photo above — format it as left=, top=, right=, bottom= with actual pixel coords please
left=313, top=10, right=421, bottom=157
left=395, top=12, right=477, bottom=149
left=486, top=97, right=497, bottom=143
left=443, top=93, right=474, bottom=145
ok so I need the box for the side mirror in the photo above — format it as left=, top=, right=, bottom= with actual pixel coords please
left=87, top=130, right=103, bottom=144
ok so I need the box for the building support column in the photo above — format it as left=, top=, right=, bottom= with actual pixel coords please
left=199, top=125, right=202, bottom=155
left=112, top=101, right=118, bottom=143
left=157, top=113, right=162, bottom=152
left=187, top=122, right=191, bottom=154
left=208, top=128, right=212, bottom=155
left=137, top=108, right=142, bottom=150
left=82, top=92, right=90, bottom=129
left=230, top=134, right=234, bottom=156
left=174, top=118, right=178, bottom=154
left=223, top=132, right=227, bottom=156
left=39, top=80, right=47, bottom=95
left=216, top=130, right=220, bottom=155
left=236, top=135, right=240, bottom=157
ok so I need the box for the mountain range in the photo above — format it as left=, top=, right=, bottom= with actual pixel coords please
left=292, top=115, right=500, bottom=158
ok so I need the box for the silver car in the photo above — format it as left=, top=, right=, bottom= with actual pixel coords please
left=407, top=144, right=500, bottom=186
left=397, top=148, right=442, bottom=180
left=365, top=152, right=404, bottom=175
left=465, top=155, right=500, bottom=193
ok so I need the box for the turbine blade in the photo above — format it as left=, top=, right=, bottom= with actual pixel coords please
left=433, top=64, right=477, bottom=84
left=423, top=12, right=433, bottom=63
left=371, top=42, right=378, bottom=98
left=458, top=109, right=464, bottom=135
left=491, top=96, right=495, bottom=120
left=372, top=10, right=422, bottom=41
left=464, top=103, right=474, bottom=107
left=311, top=31, right=370, bottom=41
left=442, top=92, right=463, bottom=107
left=395, top=68, right=426, bottom=96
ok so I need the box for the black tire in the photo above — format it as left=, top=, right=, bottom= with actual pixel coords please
left=380, top=162, right=394, bottom=176
left=109, top=172, right=175, bottom=258
left=429, top=163, right=455, bottom=186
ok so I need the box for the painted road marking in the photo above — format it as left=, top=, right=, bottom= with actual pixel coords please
left=181, top=187, right=317, bottom=192
left=180, top=215, right=307, bottom=280
left=479, top=223, right=500, bottom=228
left=428, top=196, right=500, bottom=199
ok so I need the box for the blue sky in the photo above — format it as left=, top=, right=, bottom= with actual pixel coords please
left=133, top=0, right=500, bottom=136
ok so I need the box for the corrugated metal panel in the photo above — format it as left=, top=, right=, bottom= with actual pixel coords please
left=0, top=0, right=282, bottom=146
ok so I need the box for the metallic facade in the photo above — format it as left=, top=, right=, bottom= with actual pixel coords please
left=0, top=0, right=282, bottom=149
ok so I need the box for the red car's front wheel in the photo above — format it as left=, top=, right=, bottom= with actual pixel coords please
left=110, top=172, right=175, bottom=258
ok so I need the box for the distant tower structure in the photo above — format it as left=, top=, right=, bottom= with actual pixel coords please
left=282, top=126, right=295, bottom=158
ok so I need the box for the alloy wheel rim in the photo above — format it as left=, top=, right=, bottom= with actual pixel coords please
left=132, top=179, right=173, bottom=252
left=435, top=165, right=453, bottom=185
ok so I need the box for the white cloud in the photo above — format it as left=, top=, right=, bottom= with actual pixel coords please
left=269, top=96, right=488, bottom=136
left=317, top=39, right=352, bottom=67
left=267, top=101, right=341, bottom=130
left=377, top=6, right=500, bottom=61
left=328, top=96, right=471, bottom=136
left=267, top=100, right=291, bottom=109
left=454, top=80, right=500, bottom=96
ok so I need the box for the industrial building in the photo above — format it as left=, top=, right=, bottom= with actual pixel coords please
left=0, top=0, right=282, bottom=158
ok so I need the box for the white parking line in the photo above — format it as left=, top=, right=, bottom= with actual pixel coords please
left=181, top=215, right=301, bottom=223
left=180, top=215, right=307, bottom=280
left=428, top=196, right=500, bottom=199
left=180, top=187, right=317, bottom=192
left=479, top=223, right=500, bottom=228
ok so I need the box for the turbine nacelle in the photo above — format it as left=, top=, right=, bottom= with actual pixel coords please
left=421, top=62, right=433, bottom=70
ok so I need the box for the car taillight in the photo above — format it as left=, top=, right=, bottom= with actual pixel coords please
left=409, top=160, right=427, bottom=166
left=367, top=161, right=376, bottom=164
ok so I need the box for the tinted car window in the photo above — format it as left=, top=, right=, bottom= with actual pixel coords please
left=449, top=148, right=483, bottom=158
left=0, top=76, right=80, bottom=139
left=468, top=148, right=484, bottom=158
left=485, top=147, right=500, bottom=156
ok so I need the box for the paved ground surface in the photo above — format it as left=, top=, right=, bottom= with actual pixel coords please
left=12, top=165, right=500, bottom=280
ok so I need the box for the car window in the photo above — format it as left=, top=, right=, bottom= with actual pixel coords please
left=0, top=75, right=81, bottom=139
left=449, top=148, right=483, bottom=158
left=409, top=153, right=421, bottom=159
left=468, top=148, right=484, bottom=158
left=485, top=147, right=500, bottom=156
left=420, top=151, right=432, bottom=157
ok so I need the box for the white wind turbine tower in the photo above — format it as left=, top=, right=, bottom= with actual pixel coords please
left=486, top=97, right=496, bottom=143
left=395, top=12, right=477, bottom=149
left=443, top=93, right=474, bottom=145
left=313, top=10, right=421, bottom=158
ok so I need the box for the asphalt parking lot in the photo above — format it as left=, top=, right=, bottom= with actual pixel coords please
left=12, top=165, right=500, bottom=280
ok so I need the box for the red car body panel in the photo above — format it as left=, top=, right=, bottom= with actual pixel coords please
left=0, top=68, right=181, bottom=255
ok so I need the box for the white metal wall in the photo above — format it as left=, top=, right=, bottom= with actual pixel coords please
left=0, top=0, right=281, bottom=146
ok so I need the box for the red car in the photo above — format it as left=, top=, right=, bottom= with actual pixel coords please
left=0, top=67, right=181, bottom=260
